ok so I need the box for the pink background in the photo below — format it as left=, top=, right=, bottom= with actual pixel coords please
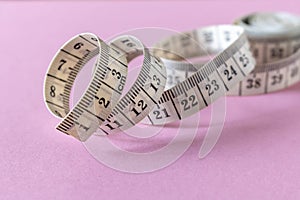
left=1, top=1, right=300, bottom=199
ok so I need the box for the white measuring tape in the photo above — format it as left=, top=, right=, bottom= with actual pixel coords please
left=44, top=33, right=166, bottom=141
left=163, top=12, right=300, bottom=96
left=44, top=12, right=300, bottom=141
left=231, top=12, right=300, bottom=95
left=144, top=25, right=255, bottom=125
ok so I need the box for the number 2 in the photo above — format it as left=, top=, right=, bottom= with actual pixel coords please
left=95, top=96, right=110, bottom=108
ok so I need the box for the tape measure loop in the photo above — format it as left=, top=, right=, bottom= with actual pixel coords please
left=44, top=33, right=129, bottom=141
left=232, top=12, right=300, bottom=95
left=44, top=12, right=300, bottom=141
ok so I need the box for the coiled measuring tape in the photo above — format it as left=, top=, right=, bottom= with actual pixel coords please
left=163, top=12, right=300, bottom=96
left=230, top=12, right=300, bottom=95
left=44, top=33, right=166, bottom=141
left=44, top=23, right=257, bottom=140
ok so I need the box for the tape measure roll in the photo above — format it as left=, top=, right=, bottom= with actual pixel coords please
left=44, top=33, right=167, bottom=140
left=162, top=12, right=300, bottom=96
left=147, top=25, right=255, bottom=125
left=42, top=12, right=300, bottom=157
left=44, top=25, right=256, bottom=138
left=230, top=12, right=300, bottom=95
left=44, top=33, right=129, bottom=141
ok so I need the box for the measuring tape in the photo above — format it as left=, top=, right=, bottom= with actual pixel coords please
left=230, top=12, right=300, bottom=95
left=44, top=33, right=128, bottom=141
left=45, top=25, right=255, bottom=141
left=48, top=10, right=300, bottom=140
left=44, top=24, right=256, bottom=140
left=44, top=33, right=166, bottom=141
left=143, top=25, right=255, bottom=125
left=163, top=12, right=300, bottom=96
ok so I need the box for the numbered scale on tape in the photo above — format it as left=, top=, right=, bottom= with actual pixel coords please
left=43, top=13, right=300, bottom=142
left=44, top=33, right=129, bottom=141
left=97, top=37, right=166, bottom=135
left=228, top=12, right=300, bottom=95
left=143, top=25, right=256, bottom=125
left=158, top=13, right=300, bottom=98
left=44, top=33, right=166, bottom=140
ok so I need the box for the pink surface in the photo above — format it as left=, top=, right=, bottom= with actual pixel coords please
left=1, top=1, right=300, bottom=199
